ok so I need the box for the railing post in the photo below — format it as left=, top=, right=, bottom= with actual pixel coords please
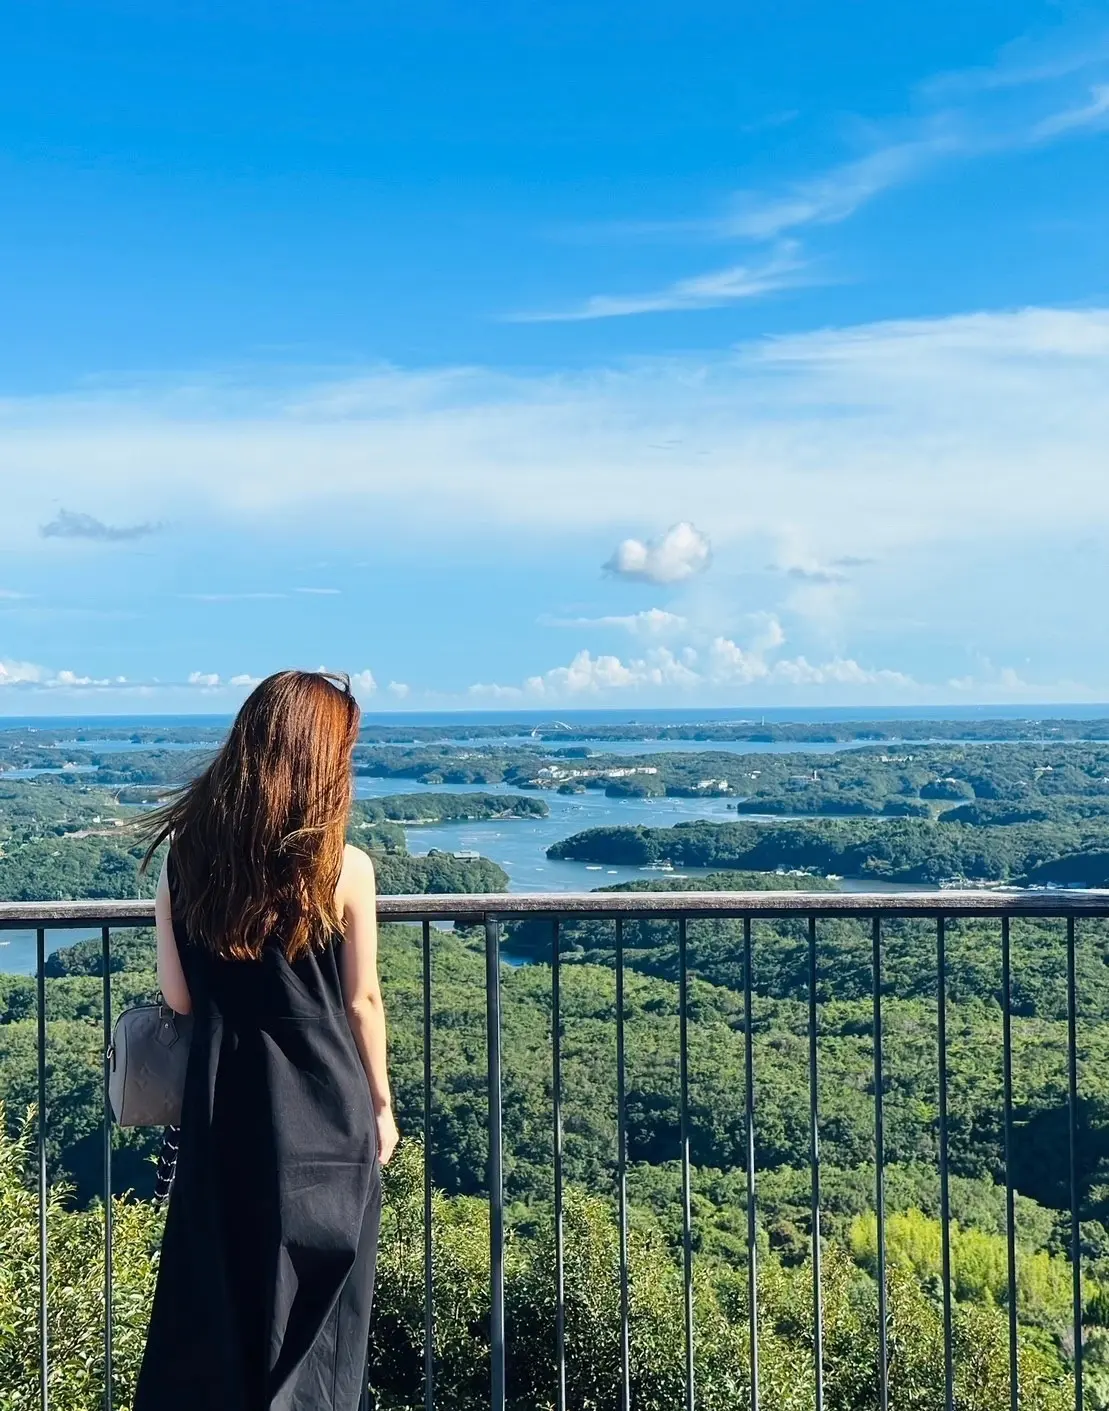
left=36, top=927, right=49, bottom=1411
left=872, top=916, right=888, bottom=1411
left=1067, top=916, right=1084, bottom=1411
left=1001, top=916, right=1019, bottom=1411
left=421, top=920, right=435, bottom=1411
left=101, top=927, right=113, bottom=1411
left=808, top=915, right=824, bottom=1411
left=552, top=918, right=566, bottom=1411
left=615, top=919, right=631, bottom=1411
left=743, top=917, right=759, bottom=1411
left=678, top=916, right=695, bottom=1411
left=485, top=918, right=506, bottom=1411
left=937, top=918, right=955, bottom=1411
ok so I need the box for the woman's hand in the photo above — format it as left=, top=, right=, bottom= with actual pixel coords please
left=376, top=1103, right=399, bottom=1167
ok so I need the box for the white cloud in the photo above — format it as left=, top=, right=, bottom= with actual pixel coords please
left=604, top=523, right=711, bottom=584
left=0, top=659, right=46, bottom=686
left=473, top=615, right=915, bottom=701
left=0, top=590, right=28, bottom=600
left=548, top=24, right=1109, bottom=316
left=923, top=28, right=1109, bottom=98
left=295, top=587, right=342, bottom=596
left=546, top=607, right=688, bottom=638
left=187, top=671, right=221, bottom=688
left=387, top=681, right=410, bottom=699
left=0, top=660, right=126, bottom=689
left=767, top=656, right=914, bottom=688
left=180, top=592, right=286, bottom=602
left=229, top=673, right=261, bottom=687
left=350, top=669, right=378, bottom=696
left=511, top=246, right=806, bottom=322
left=721, top=136, right=957, bottom=241
left=494, top=645, right=703, bottom=698
left=1032, top=84, right=1109, bottom=140
left=53, top=670, right=121, bottom=687
left=704, top=635, right=771, bottom=685
left=0, top=306, right=1107, bottom=585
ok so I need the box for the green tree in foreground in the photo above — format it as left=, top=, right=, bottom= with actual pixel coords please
left=0, top=1118, right=1075, bottom=1411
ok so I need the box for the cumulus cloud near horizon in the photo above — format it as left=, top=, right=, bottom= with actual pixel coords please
left=470, top=614, right=916, bottom=702
left=0, top=658, right=127, bottom=689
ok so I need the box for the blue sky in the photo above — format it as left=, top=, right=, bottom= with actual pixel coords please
left=1, top=0, right=1108, bottom=712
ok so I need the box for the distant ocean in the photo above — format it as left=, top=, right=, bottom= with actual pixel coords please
left=3, top=704, right=1109, bottom=729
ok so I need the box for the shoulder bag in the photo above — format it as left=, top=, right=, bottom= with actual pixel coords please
left=107, top=1003, right=194, bottom=1128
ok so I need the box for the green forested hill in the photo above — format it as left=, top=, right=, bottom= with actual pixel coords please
left=549, top=816, right=1109, bottom=883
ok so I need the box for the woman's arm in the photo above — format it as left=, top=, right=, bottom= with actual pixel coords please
left=337, top=844, right=399, bottom=1166
left=155, top=855, right=192, bottom=1014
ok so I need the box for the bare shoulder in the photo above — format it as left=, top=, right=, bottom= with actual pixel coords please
left=342, top=842, right=376, bottom=878
left=336, top=843, right=376, bottom=918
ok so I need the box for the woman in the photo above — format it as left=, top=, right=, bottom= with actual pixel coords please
left=135, top=670, right=398, bottom=1411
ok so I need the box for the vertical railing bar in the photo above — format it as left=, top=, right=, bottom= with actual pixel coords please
left=101, top=927, right=113, bottom=1411
left=36, top=926, right=49, bottom=1411
left=421, top=919, right=435, bottom=1411
left=678, top=916, right=695, bottom=1411
left=743, top=917, right=759, bottom=1411
left=552, top=918, right=566, bottom=1411
left=1067, top=915, right=1084, bottom=1411
left=485, top=917, right=506, bottom=1411
left=615, top=918, right=631, bottom=1411
left=808, top=915, right=824, bottom=1411
left=872, top=916, right=888, bottom=1411
left=937, top=917, right=955, bottom=1411
left=1001, top=916, right=1019, bottom=1411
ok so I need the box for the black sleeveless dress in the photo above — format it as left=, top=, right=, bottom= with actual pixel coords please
left=135, top=865, right=381, bottom=1411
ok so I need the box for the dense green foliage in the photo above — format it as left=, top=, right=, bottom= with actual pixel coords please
left=0, top=1122, right=1078, bottom=1410
left=373, top=850, right=509, bottom=895
left=549, top=816, right=1109, bottom=883
left=354, top=792, right=548, bottom=824
left=6, top=908, right=1105, bottom=1397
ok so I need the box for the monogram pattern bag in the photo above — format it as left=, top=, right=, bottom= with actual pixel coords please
left=107, top=1003, right=194, bottom=1127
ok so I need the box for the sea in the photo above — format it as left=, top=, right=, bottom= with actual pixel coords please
left=1, top=705, right=1096, bottom=974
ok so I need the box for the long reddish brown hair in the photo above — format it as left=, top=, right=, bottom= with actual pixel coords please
left=141, top=670, right=361, bottom=961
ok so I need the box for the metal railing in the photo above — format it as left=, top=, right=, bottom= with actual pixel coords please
left=3, top=888, right=1108, bottom=1411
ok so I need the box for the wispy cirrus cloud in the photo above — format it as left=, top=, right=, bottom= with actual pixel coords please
left=718, top=136, right=961, bottom=242
left=509, top=245, right=806, bottom=322
left=542, top=22, right=1109, bottom=317
left=180, top=591, right=287, bottom=602
left=684, top=65, right=1109, bottom=246
left=1032, top=83, right=1109, bottom=140
left=921, top=24, right=1109, bottom=98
